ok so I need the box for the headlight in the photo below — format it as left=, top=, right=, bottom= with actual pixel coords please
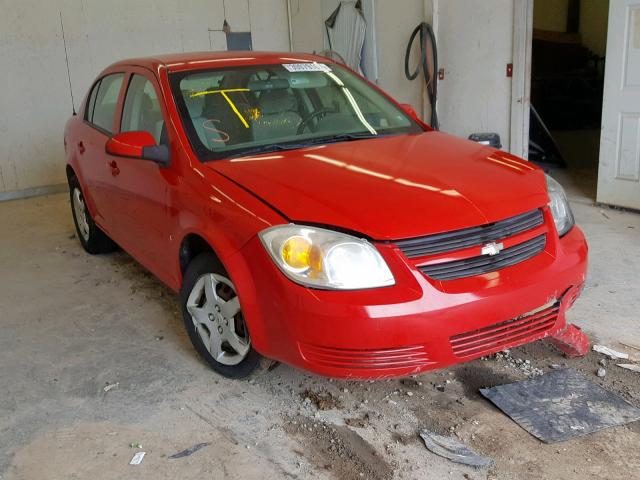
left=546, top=175, right=575, bottom=237
left=259, top=225, right=395, bottom=290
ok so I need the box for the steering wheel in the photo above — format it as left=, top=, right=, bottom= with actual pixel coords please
left=296, top=108, right=333, bottom=134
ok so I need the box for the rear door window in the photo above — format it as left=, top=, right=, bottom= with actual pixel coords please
left=90, top=73, right=124, bottom=133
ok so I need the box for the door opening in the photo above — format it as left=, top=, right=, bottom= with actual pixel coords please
left=529, top=0, right=609, bottom=202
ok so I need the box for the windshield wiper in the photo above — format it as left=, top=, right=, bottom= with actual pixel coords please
left=226, top=143, right=313, bottom=159
left=225, top=132, right=386, bottom=159
left=306, top=132, right=383, bottom=145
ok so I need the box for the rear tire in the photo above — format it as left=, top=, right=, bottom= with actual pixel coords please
left=180, top=252, right=262, bottom=379
left=68, top=175, right=117, bottom=254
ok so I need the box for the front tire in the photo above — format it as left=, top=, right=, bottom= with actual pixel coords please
left=68, top=176, right=116, bottom=254
left=180, top=253, right=261, bottom=379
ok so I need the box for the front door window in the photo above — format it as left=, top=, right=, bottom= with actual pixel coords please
left=121, top=74, right=166, bottom=145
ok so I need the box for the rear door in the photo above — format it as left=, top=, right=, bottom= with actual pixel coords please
left=104, top=68, right=174, bottom=281
left=597, top=0, right=640, bottom=209
left=77, top=73, right=126, bottom=231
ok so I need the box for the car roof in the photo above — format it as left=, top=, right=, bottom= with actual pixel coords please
left=108, top=51, right=330, bottom=73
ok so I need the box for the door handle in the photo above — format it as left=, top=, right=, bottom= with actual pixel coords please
left=77, top=141, right=85, bottom=154
left=108, top=160, right=120, bottom=176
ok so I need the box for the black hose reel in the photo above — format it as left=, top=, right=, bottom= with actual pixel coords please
left=404, top=22, right=439, bottom=130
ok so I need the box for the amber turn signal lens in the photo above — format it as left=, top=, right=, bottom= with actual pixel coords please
left=281, top=236, right=323, bottom=272
left=281, top=236, right=312, bottom=270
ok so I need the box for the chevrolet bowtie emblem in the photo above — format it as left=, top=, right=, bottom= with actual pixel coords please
left=481, top=242, right=504, bottom=256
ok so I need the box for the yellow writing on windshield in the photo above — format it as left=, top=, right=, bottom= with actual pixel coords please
left=189, top=88, right=250, bottom=98
left=189, top=88, right=251, bottom=128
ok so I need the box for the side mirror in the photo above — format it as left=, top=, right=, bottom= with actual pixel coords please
left=468, top=132, right=502, bottom=149
left=105, top=131, right=170, bottom=167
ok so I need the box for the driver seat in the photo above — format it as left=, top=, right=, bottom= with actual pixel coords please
left=252, top=90, right=302, bottom=141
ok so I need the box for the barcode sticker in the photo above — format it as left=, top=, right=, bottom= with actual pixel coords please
left=282, top=62, right=332, bottom=73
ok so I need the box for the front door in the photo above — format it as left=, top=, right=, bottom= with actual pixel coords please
left=598, top=0, right=640, bottom=209
left=105, top=69, right=174, bottom=283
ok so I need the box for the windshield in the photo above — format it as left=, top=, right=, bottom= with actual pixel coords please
left=169, top=62, right=423, bottom=160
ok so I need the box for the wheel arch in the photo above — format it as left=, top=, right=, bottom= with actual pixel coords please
left=179, top=233, right=220, bottom=276
left=177, top=228, right=272, bottom=357
left=66, top=164, right=76, bottom=182
left=65, top=162, right=102, bottom=222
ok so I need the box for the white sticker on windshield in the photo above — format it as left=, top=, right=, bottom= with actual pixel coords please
left=282, top=62, right=332, bottom=73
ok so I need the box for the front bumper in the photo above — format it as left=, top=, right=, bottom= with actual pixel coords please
left=229, top=224, right=588, bottom=379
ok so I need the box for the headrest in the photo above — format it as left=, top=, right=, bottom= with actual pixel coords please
left=258, top=90, right=297, bottom=115
left=140, top=93, right=152, bottom=109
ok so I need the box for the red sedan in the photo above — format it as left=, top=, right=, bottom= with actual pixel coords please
left=64, top=52, right=588, bottom=379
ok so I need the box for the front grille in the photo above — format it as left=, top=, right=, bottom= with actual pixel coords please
left=395, top=209, right=544, bottom=258
left=450, top=302, right=560, bottom=357
left=419, top=234, right=546, bottom=281
left=299, top=343, right=432, bottom=370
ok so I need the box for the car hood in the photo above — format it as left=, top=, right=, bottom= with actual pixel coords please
left=208, top=132, right=548, bottom=240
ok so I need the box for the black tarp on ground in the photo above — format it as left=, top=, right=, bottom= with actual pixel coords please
left=480, top=369, right=640, bottom=443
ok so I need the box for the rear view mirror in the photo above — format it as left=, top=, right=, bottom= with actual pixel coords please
left=105, top=131, right=170, bottom=167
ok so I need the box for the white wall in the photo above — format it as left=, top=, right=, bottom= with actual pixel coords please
left=0, top=0, right=289, bottom=195
left=375, top=0, right=430, bottom=112
left=289, top=0, right=324, bottom=54
left=436, top=0, right=515, bottom=148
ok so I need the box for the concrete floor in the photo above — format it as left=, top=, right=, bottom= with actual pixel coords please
left=1, top=173, right=639, bottom=479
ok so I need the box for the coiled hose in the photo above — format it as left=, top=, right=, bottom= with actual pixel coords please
left=405, top=22, right=439, bottom=129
